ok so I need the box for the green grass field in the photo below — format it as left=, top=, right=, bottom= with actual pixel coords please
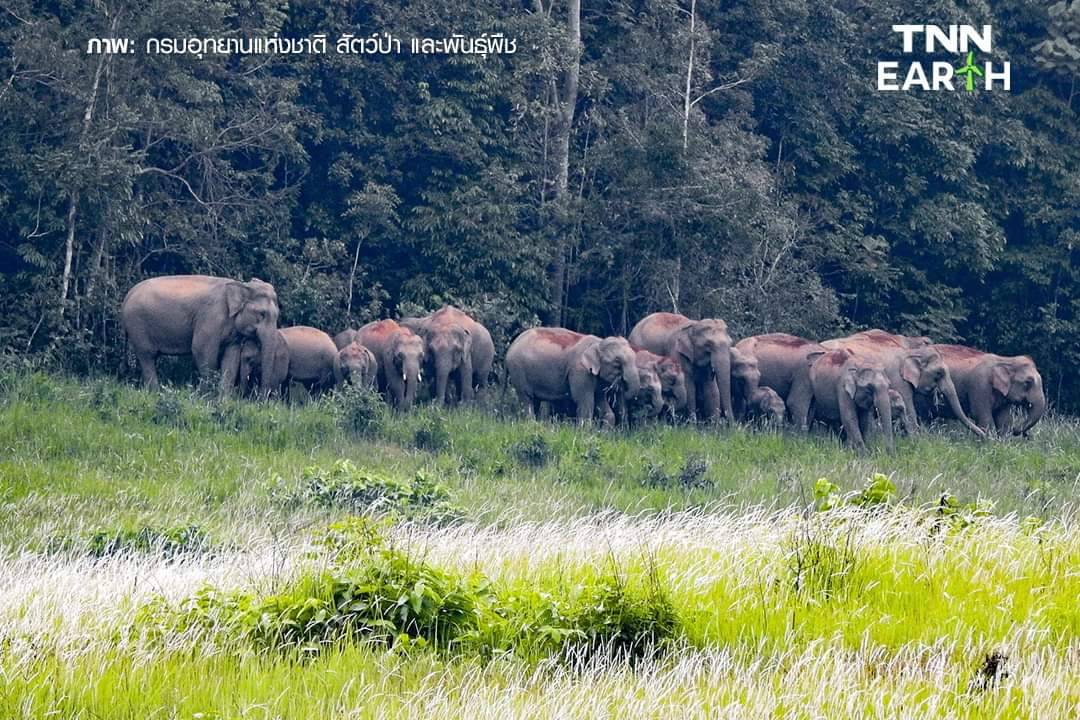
left=1, top=369, right=1078, bottom=718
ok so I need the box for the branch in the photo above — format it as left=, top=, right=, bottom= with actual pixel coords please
left=689, top=76, right=752, bottom=108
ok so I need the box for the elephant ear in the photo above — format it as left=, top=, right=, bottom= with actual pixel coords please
left=842, top=368, right=858, bottom=399
left=674, top=327, right=695, bottom=363
left=991, top=363, right=1012, bottom=396
left=900, top=354, right=923, bottom=387
left=581, top=343, right=602, bottom=376
left=225, top=282, right=248, bottom=319
left=806, top=350, right=826, bottom=367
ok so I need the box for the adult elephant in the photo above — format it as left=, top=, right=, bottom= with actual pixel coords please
left=822, top=331, right=985, bottom=438
left=337, top=342, right=378, bottom=388
left=808, top=348, right=895, bottom=452
left=628, top=313, right=733, bottom=422
left=354, top=320, right=426, bottom=410
left=929, top=345, right=1045, bottom=435
left=402, top=314, right=474, bottom=405
left=400, top=306, right=496, bottom=397
left=734, top=333, right=824, bottom=431
left=505, top=328, right=640, bottom=425
left=122, top=275, right=279, bottom=393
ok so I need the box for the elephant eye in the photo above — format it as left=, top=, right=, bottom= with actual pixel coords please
left=1024, top=377, right=1034, bottom=388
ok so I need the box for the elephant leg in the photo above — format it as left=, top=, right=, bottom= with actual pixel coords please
left=994, top=405, right=1014, bottom=435
left=701, top=373, right=722, bottom=421
left=219, top=344, right=242, bottom=398
left=786, top=377, right=814, bottom=432
left=968, top=393, right=996, bottom=434
left=858, top=408, right=874, bottom=442
left=570, top=373, right=596, bottom=425
left=839, top=396, right=866, bottom=451
left=135, top=350, right=160, bottom=389
left=892, top=385, right=915, bottom=435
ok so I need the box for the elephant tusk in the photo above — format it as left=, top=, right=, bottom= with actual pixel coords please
left=402, top=371, right=407, bottom=382
left=418, top=370, right=423, bottom=383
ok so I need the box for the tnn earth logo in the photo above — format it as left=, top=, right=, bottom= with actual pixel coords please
left=878, top=25, right=1011, bottom=92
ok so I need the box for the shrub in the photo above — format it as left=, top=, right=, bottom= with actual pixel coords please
left=334, top=383, right=387, bottom=437
left=641, top=454, right=713, bottom=491
left=413, top=414, right=451, bottom=452
left=50, top=524, right=211, bottom=557
left=302, top=460, right=463, bottom=523
left=786, top=521, right=859, bottom=602
left=508, top=433, right=554, bottom=468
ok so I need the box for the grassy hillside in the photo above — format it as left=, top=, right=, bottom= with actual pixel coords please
left=1, top=369, right=1078, bottom=718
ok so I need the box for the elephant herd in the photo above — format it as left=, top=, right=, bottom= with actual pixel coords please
left=121, top=275, right=1046, bottom=450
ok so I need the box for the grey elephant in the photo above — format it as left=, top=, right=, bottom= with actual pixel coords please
left=822, top=331, right=985, bottom=438
left=808, top=348, right=895, bottom=452
left=225, top=329, right=289, bottom=399
left=734, top=333, right=825, bottom=431
left=403, top=314, right=473, bottom=405
left=337, top=341, right=378, bottom=388
left=400, top=306, right=496, bottom=397
left=505, top=327, right=640, bottom=425
left=275, top=326, right=341, bottom=396
left=628, top=313, right=733, bottom=422
left=350, top=320, right=426, bottom=410
left=614, top=350, right=665, bottom=426
left=729, top=346, right=765, bottom=422
left=928, top=345, right=1045, bottom=435
left=631, top=347, right=689, bottom=416
left=743, top=387, right=786, bottom=425
left=121, top=275, right=279, bottom=393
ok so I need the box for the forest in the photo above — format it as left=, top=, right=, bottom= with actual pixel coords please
left=0, top=0, right=1078, bottom=407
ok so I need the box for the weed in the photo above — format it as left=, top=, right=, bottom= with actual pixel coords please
left=413, top=414, right=452, bottom=452
left=334, top=383, right=388, bottom=437
left=508, top=433, right=554, bottom=468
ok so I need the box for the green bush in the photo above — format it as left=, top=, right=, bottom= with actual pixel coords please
left=50, top=524, right=211, bottom=557
left=413, top=414, right=451, bottom=452
left=302, top=460, right=463, bottom=522
left=641, top=454, right=712, bottom=491
left=334, top=383, right=388, bottom=437
left=508, top=433, right=554, bottom=468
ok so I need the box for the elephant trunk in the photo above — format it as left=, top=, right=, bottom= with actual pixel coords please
left=712, top=350, right=733, bottom=421
left=1017, top=384, right=1046, bottom=435
left=402, top=359, right=421, bottom=409
left=256, top=326, right=279, bottom=392
left=941, top=373, right=984, bottom=438
left=433, top=355, right=452, bottom=405
left=875, top=387, right=895, bottom=452
left=671, top=378, right=688, bottom=411
left=621, top=361, right=641, bottom=399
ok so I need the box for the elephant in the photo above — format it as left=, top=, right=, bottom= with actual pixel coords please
left=121, top=275, right=279, bottom=394
left=224, top=329, right=289, bottom=399
left=628, top=313, right=733, bottom=422
left=615, top=350, right=666, bottom=425
left=821, top=331, right=985, bottom=438
left=927, top=345, right=1045, bottom=435
left=743, top=386, right=786, bottom=425
left=400, top=306, right=495, bottom=396
left=505, top=327, right=640, bottom=425
left=403, top=314, right=474, bottom=405
left=729, top=346, right=765, bottom=422
left=353, top=320, right=426, bottom=410
left=631, top=347, right=688, bottom=416
left=337, top=342, right=378, bottom=388
left=274, top=326, right=341, bottom=396
left=733, top=333, right=825, bottom=431
left=808, top=348, right=895, bottom=452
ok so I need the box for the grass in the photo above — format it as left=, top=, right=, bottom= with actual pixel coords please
left=0, top=369, right=1078, bottom=718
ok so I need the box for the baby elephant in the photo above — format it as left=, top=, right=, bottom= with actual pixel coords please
left=337, top=341, right=378, bottom=388
left=743, top=387, right=786, bottom=425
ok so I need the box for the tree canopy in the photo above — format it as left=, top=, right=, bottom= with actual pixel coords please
left=1, top=0, right=1077, bottom=407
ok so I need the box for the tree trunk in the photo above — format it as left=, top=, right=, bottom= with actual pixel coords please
left=546, top=0, right=581, bottom=326
left=682, top=0, right=696, bottom=151
left=59, top=26, right=110, bottom=319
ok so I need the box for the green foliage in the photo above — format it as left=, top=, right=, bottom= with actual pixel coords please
left=813, top=477, right=840, bottom=512
left=413, top=415, right=452, bottom=453
left=302, top=460, right=463, bottom=523
left=849, top=473, right=897, bottom=508
left=49, top=524, right=211, bottom=558
left=507, top=433, right=554, bottom=468
left=333, top=383, right=388, bottom=437
left=641, top=454, right=713, bottom=491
